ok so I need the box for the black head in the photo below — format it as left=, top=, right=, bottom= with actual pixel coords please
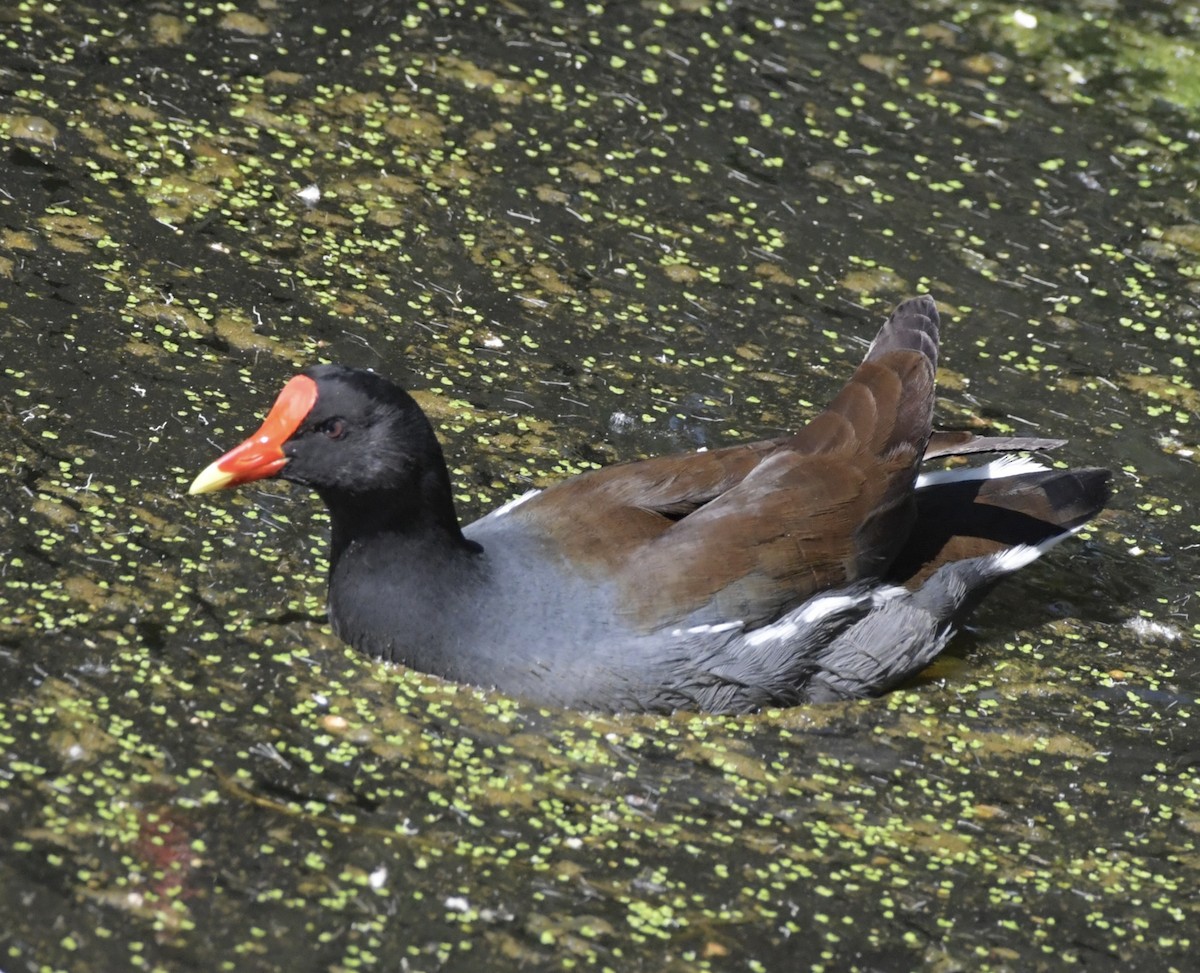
left=277, top=365, right=441, bottom=496
left=190, top=365, right=462, bottom=538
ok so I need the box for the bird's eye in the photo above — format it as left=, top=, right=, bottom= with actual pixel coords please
left=319, top=418, right=346, bottom=440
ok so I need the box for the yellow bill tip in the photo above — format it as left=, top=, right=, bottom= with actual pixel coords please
left=188, top=461, right=235, bottom=495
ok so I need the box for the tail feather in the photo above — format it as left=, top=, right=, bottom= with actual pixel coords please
left=890, top=466, right=1111, bottom=589
left=865, top=294, right=940, bottom=371
left=787, top=295, right=1111, bottom=705
left=924, top=430, right=1067, bottom=459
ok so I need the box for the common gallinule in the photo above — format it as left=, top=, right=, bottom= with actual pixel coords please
left=190, top=296, right=1110, bottom=713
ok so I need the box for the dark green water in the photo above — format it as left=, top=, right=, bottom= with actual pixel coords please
left=1, top=1, right=1197, bottom=970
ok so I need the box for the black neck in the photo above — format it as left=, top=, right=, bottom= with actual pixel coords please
left=319, top=465, right=479, bottom=569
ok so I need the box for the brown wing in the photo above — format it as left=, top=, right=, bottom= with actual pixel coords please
left=510, top=296, right=941, bottom=630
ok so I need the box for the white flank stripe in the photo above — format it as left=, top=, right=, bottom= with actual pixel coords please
left=488, top=489, right=541, bottom=518
left=672, top=620, right=744, bottom=638
left=744, top=618, right=799, bottom=647
left=743, top=591, right=868, bottom=648
left=797, top=593, right=864, bottom=624
left=685, top=621, right=743, bottom=636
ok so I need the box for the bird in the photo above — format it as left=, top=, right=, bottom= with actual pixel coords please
left=189, top=296, right=1110, bottom=713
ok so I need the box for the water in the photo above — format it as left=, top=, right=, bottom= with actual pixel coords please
left=1, top=1, right=1197, bottom=970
